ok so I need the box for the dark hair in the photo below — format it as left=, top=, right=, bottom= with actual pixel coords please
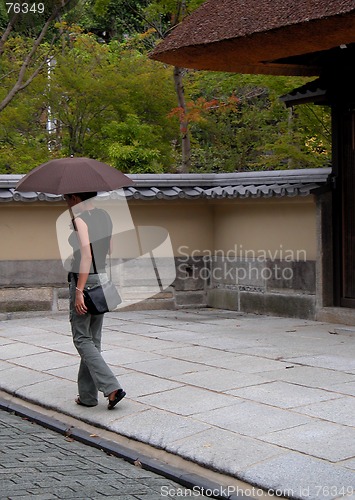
left=67, top=192, right=97, bottom=201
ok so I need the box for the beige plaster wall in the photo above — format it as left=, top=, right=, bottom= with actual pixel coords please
left=0, top=204, right=65, bottom=260
left=213, top=197, right=317, bottom=261
left=0, top=197, right=317, bottom=261
left=129, top=201, right=214, bottom=258
left=127, top=198, right=317, bottom=261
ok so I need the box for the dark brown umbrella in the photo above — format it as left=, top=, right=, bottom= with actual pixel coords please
left=16, top=157, right=134, bottom=194
left=150, top=0, right=355, bottom=76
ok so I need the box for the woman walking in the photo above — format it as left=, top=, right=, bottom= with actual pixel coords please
left=65, top=192, right=125, bottom=410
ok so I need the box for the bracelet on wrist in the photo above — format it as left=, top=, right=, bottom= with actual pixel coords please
left=76, top=287, right=83, bottom=294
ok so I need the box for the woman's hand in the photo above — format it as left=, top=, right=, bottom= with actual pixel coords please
left=75, top=289, right=87, bottom=315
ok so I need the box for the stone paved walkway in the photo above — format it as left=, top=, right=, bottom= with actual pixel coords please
left=0, top=309, right=354, bottom=500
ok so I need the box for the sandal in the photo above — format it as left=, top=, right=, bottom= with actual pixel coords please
left=107, top=389, right=126, bottom=410
left=75, top=396, right=97, bottom=407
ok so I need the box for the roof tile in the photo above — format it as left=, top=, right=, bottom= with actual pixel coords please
left=0, top=169, right=331, bottom=202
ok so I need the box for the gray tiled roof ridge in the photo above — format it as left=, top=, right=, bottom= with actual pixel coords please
left=131, top=167, right=331, bottom=187
left=0, top=167, right=331, bottom=189
left=0, top=168, right=331, bottom=201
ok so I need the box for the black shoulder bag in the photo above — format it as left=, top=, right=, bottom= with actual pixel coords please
left=84, top=246, right=122, bottom=315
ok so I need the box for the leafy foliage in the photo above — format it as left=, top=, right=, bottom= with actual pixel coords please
left=0, top=35, right=51, bottom=173
left=66, top=0, right=151, bottom=42
left=0, top=27, right=177, bottom=173
left=106, top=115, right=162, bottom=173
left=0, top=0, right=332, bottom=174
left=182, top=72, right=331, bottom=172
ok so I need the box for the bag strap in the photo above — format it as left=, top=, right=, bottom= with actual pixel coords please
left=88, top=243, right=112, bottom=280
left=89, top=231, right=112, bottom=281
left=71, top=207, right=112, bottom=279
left=89, top=243, right=98, bottom=274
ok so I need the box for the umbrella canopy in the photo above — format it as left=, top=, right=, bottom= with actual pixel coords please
left=150, top=0, right=355, bottom=76
left=16, top=157, right=134, bottom=195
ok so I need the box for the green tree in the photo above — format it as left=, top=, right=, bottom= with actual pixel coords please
left=78, top=0, right=150, bottom=41
left=141, top=0, right=205, bottom=172
left=105, top=115, right=162, bottom=173
left=0, top=63, right=50, bottom=173
left=0, top=30, right=53, bottom=173
left=183, top=72, right=331, bottom=171
left=0, top=1, right=331, bottom=174
left=46, top=29, right=177, bottom=170
left=65, top=0, right=208, bottom=172
left=0, top=0, right=76, bottom=112
left=86, top=0, right=205, bottom=172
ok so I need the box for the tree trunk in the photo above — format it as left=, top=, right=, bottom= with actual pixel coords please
left=0, top=0, right=72, bottom=113
left=287, top=106, right=294, bottom=169
left=173, top=66, right=191, bottom=173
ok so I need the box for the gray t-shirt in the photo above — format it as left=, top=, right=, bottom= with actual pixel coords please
left=69, top=208, right=112, bottom=274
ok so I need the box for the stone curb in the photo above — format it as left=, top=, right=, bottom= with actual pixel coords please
left=0, top=396, right=247, bottom=500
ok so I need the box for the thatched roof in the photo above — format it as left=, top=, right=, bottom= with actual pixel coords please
left=150, top=0, right=355, bottom=76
